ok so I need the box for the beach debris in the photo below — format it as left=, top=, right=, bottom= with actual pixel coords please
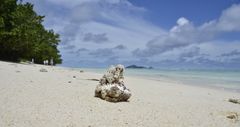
left=87, top=79, right=100, bottom=81
left=39, top=68, right=48, bottom=72
left=15, top=70, right=21, bottom=73
left=94, top=64, right=131, bottom=102
left=228, top=98, right=240, bottom=104
left=9, top=63, right=17, bottom=66
left=80, top=70, right=84, bottom=73
left=227, top=113, right=238, bottom=119
left=73, top=76, right=76, bottom=78
left=68, top=81, right=72, bottom=83
left=226, top=112, right=238, bottom=121
left=20, top=60, right=31, bottom=64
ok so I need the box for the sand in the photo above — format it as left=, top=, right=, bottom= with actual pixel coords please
left=0, top=61, right=240, bottom=127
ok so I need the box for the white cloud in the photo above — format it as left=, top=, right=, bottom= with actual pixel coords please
left=44, top=0, right=98, bottom=8
left=177, top=17, right=189, bottom=26
left=217, top=4, right=240, bottom=31
left=200, top=4, right=240, bottom=32
left=25, top=0, right=240, bottom=68
left=170, top=17, right=190, bottom=32
left=134, top=4, right=240, bottom=59
left=35, top=0, right=164, bottom=66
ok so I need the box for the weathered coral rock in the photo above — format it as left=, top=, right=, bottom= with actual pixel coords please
left=95, top=64, right=131, bottom=102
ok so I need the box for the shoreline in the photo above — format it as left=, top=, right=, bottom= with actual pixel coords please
left=0, top=61, right=240, bottom=127
left=82, top=67, right=240, bottom=94
left=140, top=75, right=240, bottom=94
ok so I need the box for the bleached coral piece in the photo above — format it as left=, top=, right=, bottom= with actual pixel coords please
left=94, top=64, right=131, bottom=102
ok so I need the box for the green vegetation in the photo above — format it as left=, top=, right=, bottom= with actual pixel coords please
left=0, top=0, right=62, bottom=65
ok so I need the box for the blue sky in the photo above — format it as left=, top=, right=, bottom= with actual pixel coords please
left=26, top=0, right=240, bottom=69
left=130, top=0, right=239, bottom=28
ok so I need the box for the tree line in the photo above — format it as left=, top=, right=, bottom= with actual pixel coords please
left=0, top=0, right=62, bottom=65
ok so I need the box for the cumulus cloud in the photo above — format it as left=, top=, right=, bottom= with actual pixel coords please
left=179, top=47, right=200, bottom=59
left=132, top=15, right=218, bottom=57
left=200, top=4, right=240, bottom=33
left=26, top=0, right=240, bottom=68
left=114, top=44, right=127, bottom=50
left=170, top=17, right=190, bottom=32
left=76, top=48, right=89, bottom=53
left=73, top=48, right=89, bottom=56
left=133, top=4, right=240, bottom=59
left=27, top=0, right=158, bottom=66
left=88, top=44, right=128, bottom=58
left=221, top=50, right=240, bottom=57
left=83, top=33, right=109, bottom=43
left=132, top=21, right=205, bottom=57
left=89, top=48, right=115, bottom=57
left=67, top=0, right=146, bottom=25
left=217, top=4, right=240, bottom=31
left=230, top=57, right=240, bottom=64
left=62, top=45, right=76, bottom=50
left=177, top=17, right=189, bottom=25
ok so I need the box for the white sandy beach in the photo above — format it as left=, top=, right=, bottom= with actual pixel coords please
left=0, top=61, right=239, bottom=127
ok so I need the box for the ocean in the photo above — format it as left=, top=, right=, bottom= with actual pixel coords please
left=82, top=68, right=240, bottom=92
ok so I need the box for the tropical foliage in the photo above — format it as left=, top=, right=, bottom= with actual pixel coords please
left=0, top=0, right=62, bottom=64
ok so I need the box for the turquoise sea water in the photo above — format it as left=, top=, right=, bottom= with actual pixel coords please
left=82, top=68, right=240, bottom=92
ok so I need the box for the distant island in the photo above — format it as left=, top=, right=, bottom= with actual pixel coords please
left=126, top=65, right=153, bottom=69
